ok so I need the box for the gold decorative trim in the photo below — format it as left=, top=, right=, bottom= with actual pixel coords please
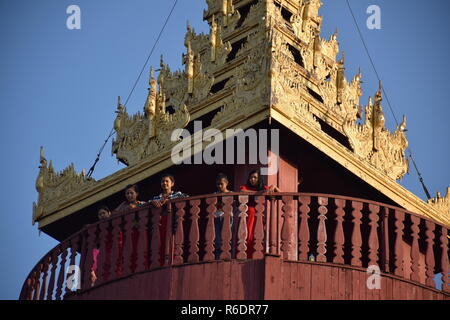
left=33, top=0, right=449, bottom=229
left=33, top=147, right=96, bottom=225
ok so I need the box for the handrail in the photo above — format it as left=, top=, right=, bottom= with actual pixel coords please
left=20, top=192, right=449, bottom=300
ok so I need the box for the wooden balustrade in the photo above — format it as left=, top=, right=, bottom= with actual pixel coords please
left=20, top=193, right=450, bottom=300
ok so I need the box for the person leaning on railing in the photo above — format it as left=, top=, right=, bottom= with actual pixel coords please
left=112, top=184, right=146, bottom=214
left=149, top=174, right=188, bottom=265
left=213, top=173, right=235, bottom=259
left=239, top=169, right=281, bottom=258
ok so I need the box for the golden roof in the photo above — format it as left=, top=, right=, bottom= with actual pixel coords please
left=33, top=0, right=449, bottom=229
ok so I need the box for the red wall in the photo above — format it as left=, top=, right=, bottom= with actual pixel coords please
left=65, top=256, right=448, bottom=300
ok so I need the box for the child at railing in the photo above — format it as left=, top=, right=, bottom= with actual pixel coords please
left=149, top=174, right=188, bottom=265
left=239, top=169, right=280, bottom=258
left=214, top=173, right=234, bottom=259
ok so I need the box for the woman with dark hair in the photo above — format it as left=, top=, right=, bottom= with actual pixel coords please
left=149, top=174, right=188, bottom=265
left=239, top=169, right=280, bottom=258
left=149, top=174, right=187, bottom=206
left=112, top=184, right=145, bottom=214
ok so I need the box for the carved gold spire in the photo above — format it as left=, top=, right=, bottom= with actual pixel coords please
left=222, top=0, right=234, bottom=27
left=144, top=67, right=157, bottom=119
left=114, top=96, right=124, bottom=132
left=210, top=15, right=218, bottom=62
left=184, top=40, right=194, bottom=94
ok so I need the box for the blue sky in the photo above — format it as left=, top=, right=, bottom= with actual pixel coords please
left=0, top=0, right=449, bottom=299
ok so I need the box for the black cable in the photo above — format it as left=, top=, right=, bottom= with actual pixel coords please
left=345, top=0, right=432, bottom=199
left=86, top=128, right=115, bottom=178
left=86, top=0, right=179, bottom=178
left=123, top=0, right=179, bottom=107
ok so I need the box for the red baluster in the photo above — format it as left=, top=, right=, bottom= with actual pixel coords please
left=66, top=236, right=79, bottom=295
left=205, top=197, right=217, bottom=261
left=351, top=201, right=363, bottom=267
left=220, top=196, right=233, bottom=260
left=440, top=228, right=449, bottom=292
left=46, top=249, right=59, bottom=300
left=237, top=195, right=249, bottom=260
left=253, top=196, right=265, bottom=259
left=188, top=200, right=200, bottom=263
left=136, top=209, right=150, bottom=272
left=29, top=272, right=37, bottom=300
left=269, top=197, right=278, bottom=255
left=424, top=220, right=435, bottom=287
left=55, top=243, right=68, bottom=300
left=298, top=196, right=311, bottom=261
left=410, top=215, right=421, bottom=282
left=333, top=199, right=345, bottom=264
left=164, top=204, right=174, bottom=266
left=110, top=217, right=123, bottom=276
left=96, top=219, right=109, bottom=284
left=381, top=207, right=390, bottom=273
left=32, top=264, right=42, bottom=300
left=150, top=207, right=162, bottom=269
left=24, top=275, right=35, bottom=300
left=317, top=197, right=328, bottom=262
left=123, top=214, right=135, bottom=276
left=368, top=204, right=380, bottom=267
left=173, top=202, right=186, bottom=265
left=281, top=196, right=294, bottom=260
left=394, top=210, right=405, bottom=277
left=39, top=256, right=51, bottom=300
left=82, top=225, right=97, bottom=290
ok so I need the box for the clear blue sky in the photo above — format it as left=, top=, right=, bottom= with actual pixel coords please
left=0, top=0, right=449, bottom=299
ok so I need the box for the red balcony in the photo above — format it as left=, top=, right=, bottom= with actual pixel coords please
left=20, top=193, right=449, bottom=300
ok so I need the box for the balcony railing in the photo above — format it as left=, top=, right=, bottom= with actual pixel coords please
left=19, top=193, right=449, bottom=300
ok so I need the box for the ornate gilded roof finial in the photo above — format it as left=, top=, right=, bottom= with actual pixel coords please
left=144, top=66, right=157, bottom=119
left=312, top=29, right=322, bottom=72
left=337, top=51, right=345, bottom=103
left=158, top=55, right=166, bottom=91
left=375, top=80, right=383, bottom=104
left=372, top=81, right=385, bottom=151
left=332, top=28, right=338, bottom=40
left=210, top=14, right=218, bottom=62
left=183, top=40, right=194, bottom=94
left=222, top=0, right=234, bottom=27
left=114, top=96, right=124, bottom=132
left=428, top=187, right=450, bottom=220
left=39, top=146, right=47, bottom=168
left=36, top=147, right=46, bottom=194
left=158, top=93, right=167, bottom=115
left=398, top=115, right=407, bottom=132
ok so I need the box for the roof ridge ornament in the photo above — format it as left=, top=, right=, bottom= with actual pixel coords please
left=33, top=147, right=95, bottom=225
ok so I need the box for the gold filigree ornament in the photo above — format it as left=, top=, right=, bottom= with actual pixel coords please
left=343, top=83, right=409, bottom=180
left=32, top=147, right=96, bottom=224
left=427, top=188, right=450, bottom=222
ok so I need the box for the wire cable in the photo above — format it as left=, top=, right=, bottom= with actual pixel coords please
left=86, top=0, right=179, bottom=178
left=345, top=0, right=432, bottom=199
